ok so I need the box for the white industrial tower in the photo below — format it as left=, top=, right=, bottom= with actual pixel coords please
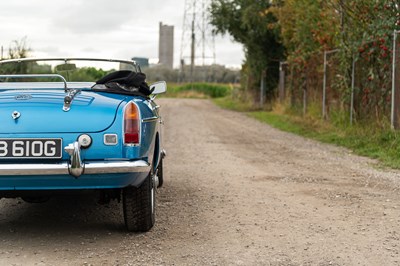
left=159, top=22, right=174, bottom=69
left=180, top=0, right=216, bottom=82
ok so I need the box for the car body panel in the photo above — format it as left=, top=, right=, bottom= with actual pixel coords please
left=0, top=89, right=125, bottom=134
left=0, top=62, right=165, bottom=193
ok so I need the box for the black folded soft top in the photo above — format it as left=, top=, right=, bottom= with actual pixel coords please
left=93, top=70, right=152, bottom=97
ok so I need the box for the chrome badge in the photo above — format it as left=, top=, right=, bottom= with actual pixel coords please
left=15, top=94, right=32, bottom=100
left=12, top=111, right=21, bottom=120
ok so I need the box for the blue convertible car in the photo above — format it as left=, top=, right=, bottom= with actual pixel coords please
left=0, top=58, right=166, bottom=232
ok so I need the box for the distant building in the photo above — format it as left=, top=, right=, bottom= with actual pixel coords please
left=159, top=22, right=174, bottom=69
left=132, top=57, right=149, bottom=69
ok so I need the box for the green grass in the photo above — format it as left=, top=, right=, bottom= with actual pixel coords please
left=164, top=83, right=232, bottom=98
left=213, top=96, right=257, bottom=112
left=214, top=97, right=400, bottom=169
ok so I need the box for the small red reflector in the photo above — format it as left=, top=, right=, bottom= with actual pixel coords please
left=124, top=133, right=139, bottom=144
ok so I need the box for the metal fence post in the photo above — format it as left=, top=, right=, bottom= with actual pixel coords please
left=322, top=49, right=339, bottom=120
left=322, top=51, right=327, bottom=119
left=279, top=62, right=287, bottom=103
left=303, top=86, right=307, bottom=115
left=290, top=66, right=295, bottom=107
left=260, top=70, right=265, bottom=106
left=303, top=69, right=307, bottom=115
left=350, top=56, right=356, bottom=125
left=391, top=30, right=399, bottom=129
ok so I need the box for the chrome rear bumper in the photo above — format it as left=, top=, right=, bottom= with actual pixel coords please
left=0, top=160, right=150, bottom=176
left=0, top=141, right=150, bottom=177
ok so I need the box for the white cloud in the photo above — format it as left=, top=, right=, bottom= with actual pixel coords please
left=52, top=0, right=136, bottom=34
left=0, top=0, right=244, bottom=67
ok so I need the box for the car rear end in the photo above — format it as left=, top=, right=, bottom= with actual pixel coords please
left=0, top=85, right=153, bottom=192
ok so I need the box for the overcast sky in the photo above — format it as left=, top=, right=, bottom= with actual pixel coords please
left=0, top=0, right=244, bottom=68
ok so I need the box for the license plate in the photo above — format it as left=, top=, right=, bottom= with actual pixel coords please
left=0, top=138, right=62, bottom=159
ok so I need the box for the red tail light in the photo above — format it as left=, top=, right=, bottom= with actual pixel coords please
left=124, top=102, right=140, bottom=144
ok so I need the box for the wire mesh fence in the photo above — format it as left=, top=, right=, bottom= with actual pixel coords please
left=279, top=32, right=396, bottom=128
left=280, top=50, right=339, bottom=119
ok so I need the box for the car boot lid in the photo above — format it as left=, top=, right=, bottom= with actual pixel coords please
left=0, top=89, right=125, bottom=134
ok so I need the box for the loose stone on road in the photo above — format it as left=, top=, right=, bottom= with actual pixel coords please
left=0, top=98, right=399, bottom=265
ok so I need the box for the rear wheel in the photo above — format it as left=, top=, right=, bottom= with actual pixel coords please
left=122, top=171, right=155, bottom=232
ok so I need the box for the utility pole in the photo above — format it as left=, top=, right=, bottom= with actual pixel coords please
left=0, top=46, right=3, bottom=60
left=190, top=11, right=195, bottom=85
left=180, top=0, right=216, bottom=83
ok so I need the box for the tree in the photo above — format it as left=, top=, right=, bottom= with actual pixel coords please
left=8, top=37, right=31, bottom=59
left=269, top=0, right=400, bottom=121
left=209, top=0, right=284, bottom=97
left=67, top=67, right=109, bottom=82
left=271, top=0, right=339, bottom=64
left=335, top=0, right=400, bottom=121
left=0, top=37, right=32, bottom=74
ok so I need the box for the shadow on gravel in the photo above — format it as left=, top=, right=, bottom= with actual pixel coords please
left=0, top=178, right=204, bottom=249
left=0, top=193, right=126, bottom=238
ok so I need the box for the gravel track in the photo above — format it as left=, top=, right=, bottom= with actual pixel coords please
left=0, top=98, right=399, bottom=265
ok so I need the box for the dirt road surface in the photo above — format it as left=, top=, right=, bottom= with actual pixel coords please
left=1, top=98, right=400, bottom=266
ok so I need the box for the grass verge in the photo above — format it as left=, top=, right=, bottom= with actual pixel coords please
left=164, top=83, right=232, bottom=99
left=214, top=97, right=400, bottom=169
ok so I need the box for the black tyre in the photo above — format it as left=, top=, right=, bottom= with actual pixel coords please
left=123, top=172, right=155, bottom=232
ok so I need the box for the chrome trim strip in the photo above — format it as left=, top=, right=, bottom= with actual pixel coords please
left=0, top=82, right=95, bottom=90
left=142, top=116, right=159, bottom=123
left=0, top=74, right=68, bottom=90
left=84, top=161, right=150, bottom=174
left=0, top=160, right=150, bottom=176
